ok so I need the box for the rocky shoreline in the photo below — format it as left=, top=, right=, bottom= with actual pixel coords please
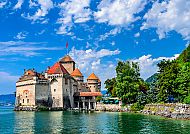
left=96, top=103, right=190, bottom=120
left=142, top=103, right=190, bottom=120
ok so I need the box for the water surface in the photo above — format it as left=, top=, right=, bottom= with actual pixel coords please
left=0, top=106, right=190, bottom=134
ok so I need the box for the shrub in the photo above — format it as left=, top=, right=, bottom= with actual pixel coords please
left=130, top=102, right=144, bottom=111
left=183, top=95, right=190, bottom=104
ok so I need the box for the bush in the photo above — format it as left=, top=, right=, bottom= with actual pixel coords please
left=183, top=95, right=190, bottom=104
left=96, top=96, right=102, bottom=102
left=130, top=102, right=144, bottom=111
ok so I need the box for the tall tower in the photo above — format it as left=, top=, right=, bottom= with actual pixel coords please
left=59, top=55, right=75, bottom=74
left=87, top=73, right=99, bottom=92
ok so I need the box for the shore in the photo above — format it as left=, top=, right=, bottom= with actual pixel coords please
left=95, top=103, right=190, bottom=120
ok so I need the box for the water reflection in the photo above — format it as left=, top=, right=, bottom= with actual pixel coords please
left=1, top=107, right=190, bottom=134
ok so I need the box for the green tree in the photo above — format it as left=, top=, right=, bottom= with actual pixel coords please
left=114, top=61, right=141, bottom=104
left=104, top=78, right=117, bottom=97
left=157, top=60, right=179, bottom=102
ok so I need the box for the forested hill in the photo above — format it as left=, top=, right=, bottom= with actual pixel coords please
left=177, top=44, right=190, bottom=63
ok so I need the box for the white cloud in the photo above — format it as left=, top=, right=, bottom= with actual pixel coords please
left=56, top=0, right=91, bottom=35
left=0, top=72, right=19, bottom=82
left=0, top=0, right=7, bottom=8
left=14, top=31, right=28, bottom=40
left=134, top=32, right=140, bottom=38
left=69, top=47, right=120, bottom=89
left=0, top=41, right=63, bottom=56
left=13, top=0, right=24, bottom=9
left=94, top=0, right=146, bottom=26
left=0, top=72, right=19, bottom=94
left=132, top=54, right=179, bottom=80
left=111, top=41, right=115, bottom=46
left=141, top=0, right=190, bottom=40
left=99, top=27, right=121, bottom=41
left=22, top=0, right=53, bottom=23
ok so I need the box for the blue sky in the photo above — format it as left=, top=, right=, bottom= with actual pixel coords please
left=0, top=0, right=189, bottom=94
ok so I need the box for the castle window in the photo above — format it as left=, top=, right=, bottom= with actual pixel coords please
left=54, top=89, right=56, bottom=92
left=27, top=99, right=29, bottom=103
left=23, top=99, right=24, bottom=103
left=65, top=78, right=68, bottom=85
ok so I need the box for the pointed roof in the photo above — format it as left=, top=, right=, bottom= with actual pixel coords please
left=87, top=73, right=99, bottom=80
left=71, top=68, right=83, bottom=77
left=47, top=62, right=69, bottom=74
left=59, top=55, right=74, bottom=62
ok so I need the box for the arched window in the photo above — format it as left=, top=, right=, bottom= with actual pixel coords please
left=23, top=99, right=24, bottom=103
left=54, top=89, right=56, bottom=92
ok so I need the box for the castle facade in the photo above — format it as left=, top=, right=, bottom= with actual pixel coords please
left=15, top=55, right=102, bottom=110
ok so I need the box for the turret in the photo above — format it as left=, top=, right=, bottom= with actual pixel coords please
left=87, top=73, right=99, bottom=92
left=59, top=55, right=75, bottom=74
left=71, top=68, right=84, bottom=82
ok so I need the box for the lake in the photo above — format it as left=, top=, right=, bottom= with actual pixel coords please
left=0, top=106, right=190, bottom=134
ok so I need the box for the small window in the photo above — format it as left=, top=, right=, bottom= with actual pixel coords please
left=53, top=97, right=55, bottom=99
left=90, top=86, right=91, bottom=88
left=94, top=86, right=95, bottom=88
left=23, top=99, right=24, bottom=103
left=26, top=96, right=27, bottom=98
left=65, top=78, right=68, bottom=85
left=54, top=89, right=56, bottom=92
left=66, top=89, right=67, bottom=92
left=27, top=99, right=29, bottom=103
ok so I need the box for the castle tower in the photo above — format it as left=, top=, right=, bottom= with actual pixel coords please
left=47, top=62, right=70, bottom=108
left=59, top=55, right=75, bottom=74
left=71, top=68, right=84, bottom=82
left=87, top=73, right=99, bottom=92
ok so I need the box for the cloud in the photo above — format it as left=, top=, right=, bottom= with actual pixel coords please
left=0, top=72, right=19, bottom=94
left=69, top=47, right=120, bottom=89
left=132, top=54, right=179, bottom=80
left=56, top=0, right=91, bottom=35
left=0, top=0, right=7, bottom=8
left=141, top=0, right=190, bottom=40
left=22, top=0, right=53, bottom=23
left=134, top=32, right=140, bottom=38
left=99, top=27, right=121, bottom=41
left=94, top=0, right=146, bottom=26
left=14, top=31, right=28, bottom=40
left=0, top=41, right=64, bottom=56
left=13, top=0, right=24, bottom=9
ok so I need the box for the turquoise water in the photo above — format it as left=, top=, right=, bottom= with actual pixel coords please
left=0, top=106, right=190, bottom=134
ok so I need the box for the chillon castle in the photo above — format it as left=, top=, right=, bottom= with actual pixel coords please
left=15, top=55, right=102, bottom=110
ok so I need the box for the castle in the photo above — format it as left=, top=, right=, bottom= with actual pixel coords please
left=15, top=55, right=102, bottom=110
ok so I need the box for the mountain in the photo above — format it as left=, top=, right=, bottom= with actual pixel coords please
left=177, top=44, right=190, bottom=63
left=0, top=94, right=15, bottom=106
left=146, top=73, right=158, bottom=84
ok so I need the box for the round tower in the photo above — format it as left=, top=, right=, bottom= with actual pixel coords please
left=87, top=73, right=99, bottom=92
left=71, top=68, right=84, bottom=82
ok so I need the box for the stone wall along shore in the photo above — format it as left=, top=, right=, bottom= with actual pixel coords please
left=142, top=103, right=190, bottom=119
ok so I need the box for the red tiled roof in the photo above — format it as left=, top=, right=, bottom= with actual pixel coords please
left=59, top=55, right=74, bottom=62
left=71, top=68, right=83, bottom=77
left=87, top=73, right=99, bottom=80
left=47, top=62, right=69, bottom=74
left=75, top=92, right=102, bottom=97
left=17, top=69, right=47, bottom=82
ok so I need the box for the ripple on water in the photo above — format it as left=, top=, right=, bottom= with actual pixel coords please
left=0, top=108, right=190, bottom=134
